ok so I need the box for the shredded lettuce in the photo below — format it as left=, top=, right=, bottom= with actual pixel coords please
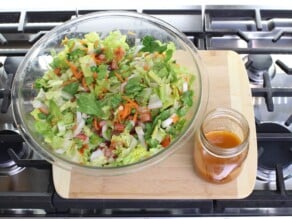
left=31, top=31, right=195, bottom=167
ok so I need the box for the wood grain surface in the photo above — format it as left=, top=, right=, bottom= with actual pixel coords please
left=53, top=50, right=257, bottom=199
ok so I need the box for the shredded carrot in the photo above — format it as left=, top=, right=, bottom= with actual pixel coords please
left=133, top=112, right=138, bottom=124
left=93, top=72, right=98, bottom=80
left=118, top=104, right=131, bottom=121
left=93, top=117, right=100, bottom=131
left=143, top=65, right=150, bottom=71
left=114, top=47, right=125, bottom=62
left=171, top=114, right=180, bottom=123
left=122, top=96, right=138, bottom=108
left=62, top=79, right=77, bottom=86
left=115, top=72, right=124, bottom=82
left=66, top=60, right=83, bottom=79
left=81, top=77, right=89, bottom=91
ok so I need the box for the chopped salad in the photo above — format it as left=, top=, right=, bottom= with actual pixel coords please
left=31, top=31, right=195, bottom=167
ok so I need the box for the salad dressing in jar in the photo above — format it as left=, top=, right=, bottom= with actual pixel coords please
left=193, top=108, right=249, bottom=184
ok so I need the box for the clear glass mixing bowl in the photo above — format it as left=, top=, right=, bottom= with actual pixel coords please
left=12, top=11, right=208, bottom=175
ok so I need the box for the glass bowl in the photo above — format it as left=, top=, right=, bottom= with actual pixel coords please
left=12, top=11, right=208, bottom=175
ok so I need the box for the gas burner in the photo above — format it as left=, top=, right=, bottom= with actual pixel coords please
left=0, top=130, right=32, bottom=176
left=243, top=54, right=276, bottom=84
left=3, top=56, right=23, bottom=75
left=256, top=123, right=292, bottom=181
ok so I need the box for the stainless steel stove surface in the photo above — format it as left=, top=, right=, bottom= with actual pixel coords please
left=1, top=5, right=292, bottom=217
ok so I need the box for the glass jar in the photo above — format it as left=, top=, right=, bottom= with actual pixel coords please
left=193, top=108, right=250, bottom=184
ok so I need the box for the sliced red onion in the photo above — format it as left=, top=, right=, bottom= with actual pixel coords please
left=161, top=117, right=173, bottom=129
left=120, top=81, right=127, bottom=92
left=161, top=114, right=178, bottom=128
left=137, top=106, right=148, bottom=113
left=182, top=81, right=188, bottom=92
left=102, top=124, right=110, bottom=140
left=148, top=94, right=163, bottom=109
left=135, top=126, right=146, bottom=147
left=76, top=111, right=82, bottom=123
left=99, top=120, right=107, bottom=127
left=73, top=118, right=85, bottom=136
left=90, top=149, right=104, bottom=161
left=137, top=121, right=145, bottom=129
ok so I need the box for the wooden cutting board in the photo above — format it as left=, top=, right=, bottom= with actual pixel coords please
left=53, top=50, right=257, bottom=199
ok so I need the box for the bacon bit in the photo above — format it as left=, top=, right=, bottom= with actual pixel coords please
left=38, top=107, right=49, bottom=115
left=79, top=144, right=89, bottom=154
left=66, top=60, right=83, bottom=80
left=109, top=141, right=117, bottom=151
left=110, top=59, right=118, bottom=70
left=171, top=114, right=180, bottom=123
left=115, top=72, right=124, bottom=82
left=70, top=97, right=76, bottom=102
left=114, top=123, right=125, bottom=132
left=114, top=47, right=125, bottom=62
left=161, top=135, right=171, bottom=148
left=104, top=148, right=113, bottom=158
left=93, top=53, right=106, bottom=65
left=139, top=111, right=151, bottom=122
left=54, top=68, right=61, bottom=76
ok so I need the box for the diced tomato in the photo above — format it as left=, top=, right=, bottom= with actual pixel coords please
left=139, top=111, right=152, bottom=122
left=94, top=53, right=106, bottom=64
left=114, top=123, right=125, bottom=132
left=109, top=141, right=117, bottom=150
left=161, top=135, right=171, bottom=148
left=54, top=68, right=61, bottom=76
left=114, top=47, right=125, bottom=61
left=76, top=133, right=87, bottom=141
left=79, top=144, right=88, bottom=154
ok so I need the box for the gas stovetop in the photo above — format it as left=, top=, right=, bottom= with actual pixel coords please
left=1, top=5, right=292, bottom=217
